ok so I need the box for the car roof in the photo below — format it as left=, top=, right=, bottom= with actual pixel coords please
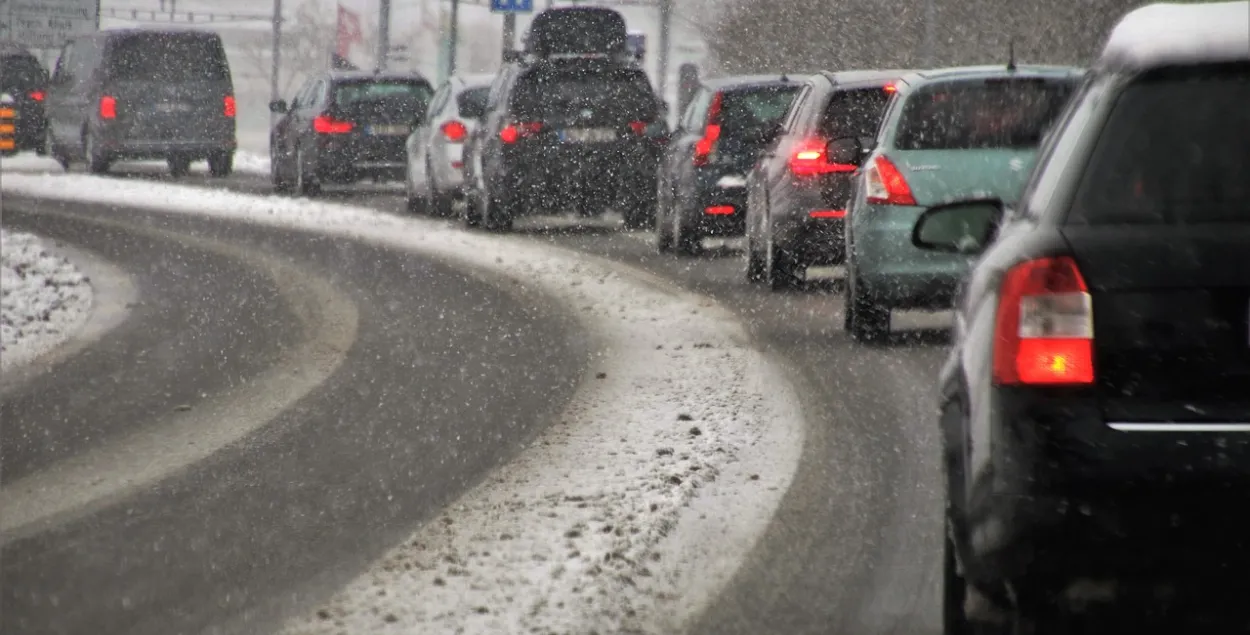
left=328, top=70, right=431, bottom=84
left=91, top=27, right=223, bottom=40
left=819, top=69, right=913, bottom=87
left=703, top=74, right=811, bottom=90
left=899, top=64, right=1085, bottom=87
left=1097, top=1, right=1249, bottom=71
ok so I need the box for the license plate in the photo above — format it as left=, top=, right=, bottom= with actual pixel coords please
left=369, top=124, right=409, bottom=136
left=560, top=128, right=616, bottom=143
left=155, top=102, right=192, bottom=113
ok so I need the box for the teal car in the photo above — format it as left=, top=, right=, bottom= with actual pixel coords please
left=840, top=65, right=1084, bottom=341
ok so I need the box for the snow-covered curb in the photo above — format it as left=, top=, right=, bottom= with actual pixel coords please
left=0, top=150, right=270, bottom=175
left=1, top=229, right=94, bottom=371
left=1, top=174, right=805, bottom=634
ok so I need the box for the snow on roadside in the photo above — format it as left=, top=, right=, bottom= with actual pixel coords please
left=1, top=173, right=805, bottom=634
left=1, top=229, right=94, bottom=371
left=0, top=150, right=270, bottom=175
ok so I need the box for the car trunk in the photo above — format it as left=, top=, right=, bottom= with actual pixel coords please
left=511, top=65, right=657, bottom=159
left=1062, top=225, right=1250, bottom=423
left=892, top=149, right=1035, bottom=207
left=106, top=80, right=231, bottom=142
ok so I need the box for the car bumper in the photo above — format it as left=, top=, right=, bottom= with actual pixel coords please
left=101, top=139, right=236, bottom=160
left=499, top=145, right=659, bottom=209
left=851, top=203, right=973, bottom=308
left=687, top=172, right=749, bottom=237
left=318, top=134, right=407, bottom=180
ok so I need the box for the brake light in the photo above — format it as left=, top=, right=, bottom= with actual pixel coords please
left=809, top=209, right=846, bottom=218
left=441, top=120, right=468, bottom=142
left=30, top=90, right=45, bottom=102
left=864, top=155, right=916, bottom=205
left=223, top=95, right=236, bottom=117
left=693, top=91, right=724, bottom=167
left=704, top=205, right=735, bottom=215
left=313, top=114, right=353, bottom=134
left=99, top=96, right=116, bottom=119
left=630, top=121, right=647, bottom=135
left=883, top=82, right=898, bottom=94
left=789, top=139, right=857, bottom=177
left=992, top=256, right=1094, bottom=386
left=500, top=121, right=542, bottom=144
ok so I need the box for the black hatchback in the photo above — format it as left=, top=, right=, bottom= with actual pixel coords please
left=0, top=43, right=49, bottom=155
left=269, top=71, right=433, bottom=195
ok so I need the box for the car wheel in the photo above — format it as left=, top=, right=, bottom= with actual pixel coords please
left=45, top=129, right=69, bottom=170
left=462, top=188, right=483, bottom=228
left=167, top=154, right=192, bottom=178
left=744, top=231, right=765, bottom=282
left=84, top=130, right=110, bottom=174
left=295, top=147, right=320, bottom=197
left=672, top=203, right=702, bottom=257
left=483, top=193, right=515, bottom=232
left=271, top=147, right=292, bottom=193
left=765, top=233, right=800, bottom=290
left=845, top=263, right=890, bottom=342
left=208, top=151, right=233, bottom=178
left=655, top=190, right=675, bottom=253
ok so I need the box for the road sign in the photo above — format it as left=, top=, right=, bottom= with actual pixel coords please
left=0, top=0, right=100, bottom=51
left=490, top=0, right=533, bottom=14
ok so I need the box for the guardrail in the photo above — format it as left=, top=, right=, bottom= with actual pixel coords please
left=0, top=94, right=16, bottom=155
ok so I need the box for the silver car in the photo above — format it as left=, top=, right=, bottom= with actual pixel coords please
left=405, top=74, right=493, bottom=216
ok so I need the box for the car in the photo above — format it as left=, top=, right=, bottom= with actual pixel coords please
left=656, top=74, right=805, bottom=256
left=841, top=64, right=1084, bottom=341
left=405, top=74, right=493, bottom=216
left=0, top=43, right=50, bottom=155
left=742, top=70, right=907, bottom=287
left=269, top=70, right=433, bottom=196
left=462, top=54, right=666, bottom=231
left=919, top=2, right=1250, bottom=632
left=44, top=29, right=237, bottom=176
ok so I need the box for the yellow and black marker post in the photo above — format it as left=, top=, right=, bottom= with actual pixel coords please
left=0, top=94, right=17, bottom=154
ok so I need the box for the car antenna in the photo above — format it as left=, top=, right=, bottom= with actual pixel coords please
left=1007, top=39, right=1017, bottom=72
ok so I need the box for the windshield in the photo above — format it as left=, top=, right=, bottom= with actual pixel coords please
left=107, top=34, right=230, bottom=82
left=895, top=77, right=1076, bottom=150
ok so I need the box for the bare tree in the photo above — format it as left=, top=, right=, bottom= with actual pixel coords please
left=234, top=2, right=378, bottom=99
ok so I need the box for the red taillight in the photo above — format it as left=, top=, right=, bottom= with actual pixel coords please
left=693, top=91, right=724, bottom=167
left=29, top=90, right=45, bottom=102
left=223, top=95, right=236, bottom=117
left=704, top=205, right=735, bottom=215
left=313, top=114, right=353, bottom=134
left=99, top=96, right=117, bottom=119
left=883, top=82, right=898, bottom=94
left=788, top=139, right=857, bottom=177
left=630, top=120, right=648, bottom=135
left=864, top=155, right=917, bottom=205
left=809, top=209, right=846, bottom=218
left=500, top=121, right=542, bottom=144
left=441, top=120, right=468, bottom=142
left=992, top=256, right=1094, bottom=386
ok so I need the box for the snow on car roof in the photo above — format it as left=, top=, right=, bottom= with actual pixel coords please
left=1099, top=1, right=1250, bottom=70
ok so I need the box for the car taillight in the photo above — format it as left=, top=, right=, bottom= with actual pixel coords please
left=442, top=120, right=468, bottom=142
left=992, top=256, right=1094, bottom=386
left=630, top=121, right=647, bottom=135
left=693, top=91, right=724, bottom=167
left=789, top=139, right=857, bottom=177
left=223, top=95, right=236, bottom=117
left=500, top=121, right=542, bottom=144
left=99, top=96, right=117, bottom=119
left=313, top=114, right=353, bottom=134
left=29, top=90, right=45, bottom=102
left=883, top=82, right=898, bottom=94
left=863, top=155, right=916, bottom=205
left=809, top=209, right=846, bottom=218
left=704, top=205, right=735, bottom=215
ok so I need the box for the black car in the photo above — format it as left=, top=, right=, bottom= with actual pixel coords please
left=269, top=71, right=433, bottom=195
left=656, top=74, right=804, bottom=256
left=916, top=3, right=1250, bottom=632
left=463, top=56, right=666, bottom=231
left=44, top=29, right=237, bottom=176
left=740, top=70, right=904, bottom=283
left=0, top=43, right=49, bottom=155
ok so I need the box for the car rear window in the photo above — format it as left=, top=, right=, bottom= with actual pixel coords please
left=107, top=33, right=230, bottom=82
left=718, top=86, right=799, bottom=134
left=818, top=86, right=892, bottom=139
left=457, top=86, right=489, bottom=115
left=334, top=80, right=433, bottom=110
left=511, top=67, right=657, bottom=120
left=1068, top=64, right=1250, bottom=225
left=895, top=77, right=1076, bottom=150
left=1, top=55, right=48, bottom=91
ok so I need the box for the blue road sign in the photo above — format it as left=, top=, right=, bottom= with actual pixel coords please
left=490, top=0, right=533, bottom=13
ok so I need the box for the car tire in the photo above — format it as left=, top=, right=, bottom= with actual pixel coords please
left=208, top=151, right=233, bottom=178
left=84, top=130, right=110, bottom=175
left=765, top=235, right=800, bottom=291
left=295, top=147, right=320, bottom=197
left=46, top=129, right=69, bottom=170
left=462, top=193, right=483, bottom=228
left=673, top=206, right=702, bottom=257
left=167, top=155, right=192, bottom=178
left=845, top=264, right=890, bottom=342
left=745, top=232, right=766, bottom=283
left=271, top=148, right=292, bottom=193
left=483, top=194, right=515, bottom=232
left=655, top=190, right=675, bottom=253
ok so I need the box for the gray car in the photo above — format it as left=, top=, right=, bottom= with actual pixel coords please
left=44, top=29, right=237, bottom=177
left=405, top=74, right=493, bottom=216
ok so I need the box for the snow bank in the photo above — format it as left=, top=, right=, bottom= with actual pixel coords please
left=1, top=230, right=94, bottom=371
left=1, top=173, right=804, bottom=634
left=0, top=150, right=270, bottom=175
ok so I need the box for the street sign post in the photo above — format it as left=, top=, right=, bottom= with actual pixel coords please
left=0, top=0, right=101, bottom=51
left=489, top=0, right=533, bottom=13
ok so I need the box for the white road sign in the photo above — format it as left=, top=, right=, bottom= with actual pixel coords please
left=0, top=0, right=100, bottom=51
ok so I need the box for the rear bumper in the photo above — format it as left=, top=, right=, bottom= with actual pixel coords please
left=686, top=170, right=749, bottom=237
left=98, top=118, right=235, bottom=159
left=771, top=185, right=850, bottom=266
left=496, top=143, right=659, bottom=211
left=101, top=139, right=236, bottom=160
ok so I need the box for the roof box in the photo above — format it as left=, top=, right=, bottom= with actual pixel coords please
left=1099, top=1, right=1250, bottom=70
left=524, top=7, right=629, bottom=59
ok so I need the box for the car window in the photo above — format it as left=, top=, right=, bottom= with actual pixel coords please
left=456, top=86, right=489, bottom=116
left=1, top=55, right=48, bottom=91
left=895, top=77, right=1077, bottom=150
left=510, top=67, right=656, bottom=120
left=719, top=86, right=800, bottom=134
left=682, top=88, right=712, bottom=130
left=426, top=83, right=451, bottom=119
left=1068, top=63, right=1250, bottom=225
left=333, top=80, right=432, bottom=111
left=106, top=33, right=229, bottom=82
left=818, top=87, right=892, bottom=139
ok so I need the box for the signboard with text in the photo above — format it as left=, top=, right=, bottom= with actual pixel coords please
left=0, top=0, right=100, bottom=51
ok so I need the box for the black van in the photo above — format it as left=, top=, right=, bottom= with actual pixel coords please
left=0, top=43, right=50, bottom=155
left=44, top=29, right=237, bottom=176
left=524, top=7, right=629, bottom=59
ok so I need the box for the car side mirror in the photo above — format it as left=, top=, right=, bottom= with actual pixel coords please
left=268, top=99, right=288, bottom=114
left=826, top=137, right=864, bottom=166
left=912, top=199, right=1005, bottom=255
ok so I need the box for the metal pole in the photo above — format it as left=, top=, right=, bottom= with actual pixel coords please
left=377, top=0, right=392, bottom=72
left=170, top=0, right=176, bottom=21
left=657, top=0, right=671, bottom=98
left=449, top=0, right=460, bottom=76
left=502, top=12, right=517, bottom=59
left=270, top=0, right=282, bottom=120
